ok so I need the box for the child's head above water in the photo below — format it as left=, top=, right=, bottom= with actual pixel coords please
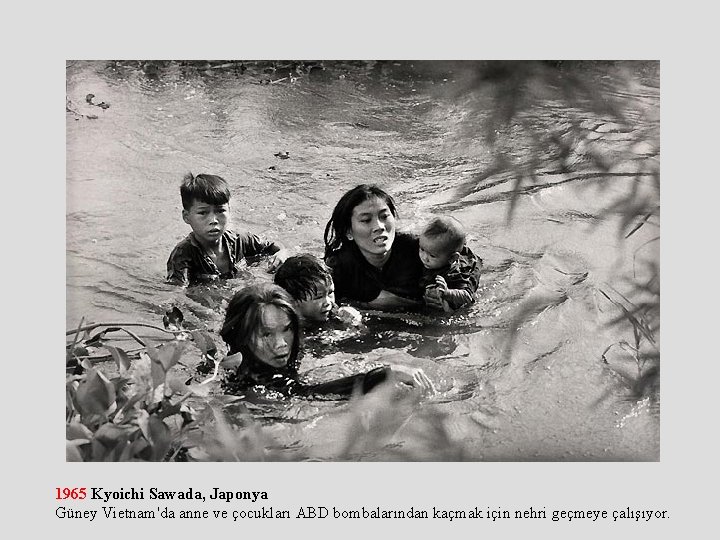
left=219, top=282, right=301, bottom=372
left=274, top=254, right=336, bottom=323
left=419, top=216, right=466, bottom=270
left=180, top=172, right=231, bottom=246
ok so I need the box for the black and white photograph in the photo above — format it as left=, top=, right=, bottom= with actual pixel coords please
left=65, top=59, right=660, bottom=462
left=8, top=2, right=719, bottom=537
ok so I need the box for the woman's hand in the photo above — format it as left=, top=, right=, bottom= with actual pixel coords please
left=336, top=305, right=363, bottom=326
left=267, top=248, right=290, bottom=272
left=388, top=364, right=436, bottom=394
left=423, top=285, right=444, bottom=310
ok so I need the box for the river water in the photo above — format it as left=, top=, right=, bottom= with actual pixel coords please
left=66, top=60, right=660, bottom=461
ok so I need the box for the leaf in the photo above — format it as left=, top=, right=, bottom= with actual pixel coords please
left=163, top=374, right=185, bottom=396
left=94, top=422, right=134, bottom=447
left=187, top=446, right=210, bottom=461
left=149, top=358, right=165, bottom=389
left=188, top=383, right=211, bottom=397
left=67, top=421, right=93, bottom=440
left=190, top=330, right=217, bottom=356
left=147, top=416, right=172, bottom=455
left=66, top=439, right=89, bottom=461
left=220, top=352, right=243, bottom=370
left=138, top=412, right=172, bottom=461
left=147, top=342, right=185, bottom=371
left=124, top=438, right=149, bottom=461
left=75, top=369, right=116, bottom=419
left=145, top=342, right=185, bottom=388
left=155, top=398, right=185, bottom=420
left=106, top=345, right=131, bottom=372
left=210, top=408, right=242, bottom=460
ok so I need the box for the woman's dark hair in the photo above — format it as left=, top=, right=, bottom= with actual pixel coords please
left=219, top=283, right=301, bottom=374
left=323, top=184, right=398, bottom=258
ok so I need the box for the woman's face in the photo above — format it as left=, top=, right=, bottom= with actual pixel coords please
left=248, top=305, right=295, bottom=368
left=347, top=197, right=396, bottom=263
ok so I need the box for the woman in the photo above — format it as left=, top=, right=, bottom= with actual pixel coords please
left=324, top=184, right=424, bottom=311
left=219, top=282, right=434, bottom=397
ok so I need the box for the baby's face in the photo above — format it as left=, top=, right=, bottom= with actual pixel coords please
left=419, top=235, right=453, bottom=270
left=296, top=283, right=336, bottom=322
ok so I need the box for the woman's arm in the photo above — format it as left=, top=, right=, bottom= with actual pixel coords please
left=364, top=290, right=423, bottom=311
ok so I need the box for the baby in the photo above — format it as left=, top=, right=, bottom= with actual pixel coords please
left=418, top=216, right=481, bottom=312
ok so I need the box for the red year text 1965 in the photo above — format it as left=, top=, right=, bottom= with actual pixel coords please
left=56, top=488, right=87, bottom=500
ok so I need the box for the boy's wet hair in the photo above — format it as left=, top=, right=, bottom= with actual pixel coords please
left=180, top=172, right=231, bottom=210
left=274, top=254, right=334, bottom=301
left=421, top=216, right=466, bottom=255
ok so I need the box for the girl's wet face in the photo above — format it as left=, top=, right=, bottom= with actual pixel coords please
left=347, top=197, right=396, bottom=262
left=249, top=305, right=294, bottom=368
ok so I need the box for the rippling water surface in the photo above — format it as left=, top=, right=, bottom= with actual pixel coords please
left=66, top=60, right=660, bottom=460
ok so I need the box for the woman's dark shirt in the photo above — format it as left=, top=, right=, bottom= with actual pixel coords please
left=325, top=232, right=424, bottom=303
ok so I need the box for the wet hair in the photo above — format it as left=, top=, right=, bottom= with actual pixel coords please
left=323, top=184, right=398, bottom=258
left=219, top=283, right=301, bottom=374
left=421, top=216, right=466, bottom=255
left=180, top=172, right=231, bottom=210
left=274, top=254, right=334, bottom=301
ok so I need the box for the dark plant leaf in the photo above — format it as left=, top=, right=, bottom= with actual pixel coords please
left=144, top=416, right=172, bottom=461
left=75, top=369, right=115, bottom=418
left=106, top=345, right=131, bottom=372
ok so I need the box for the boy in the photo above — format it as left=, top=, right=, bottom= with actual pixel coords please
left=273, top=254, right=362, bottom=326
left=167, top=172, right=287, bottom=286
left=419, top=216, right=481, bottom=312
